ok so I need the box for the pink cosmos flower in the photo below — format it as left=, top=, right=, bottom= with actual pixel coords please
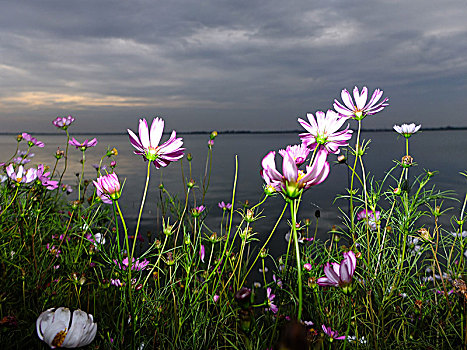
left=52, top=115, right=75, bottom=130
left=333, top=86, right=389, bottom=120
left=93, top=173, right=121, bottom=204
left=37, top=164, right=59, bottom=190
left=278, top=144, right=310, bottom=166
left=62, top=184, right=73, bottom=194
left=218, top=201, right=232, bottom=210
left=322, top=325, right=346, bottom=341
left=213, top=295, right=220, bottom=303
left=69, top=137, right=98, bottom=150
left=298, top=110, right=353, bottom=154
left=393, top=123, right=421, bottom=138
left=13, top=150, right=35, bottom=164
left=317, top=251, right=356, bottom=289
left=303, top=263, right=312, bottom=271
left=114, top=257, right=149, bottom=271
left=191, top=205, right=205, bottom=217
left=200, top=245, right=205, bottom=263
left=6, top=164, right=37, bottom=184
left=356, top=209, right=380, bottom=230
left=266, top=287, right=278, bottom=314
left=127, top=117, right=184, bottom=169
left=21, top=133, right=45, bottom=148
left=261, top=147, right=330, bottom=199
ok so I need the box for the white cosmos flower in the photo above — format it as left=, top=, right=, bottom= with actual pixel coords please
left=36, top=307, right=97, bottom=348
left=393, top=123, right=421, bottom=138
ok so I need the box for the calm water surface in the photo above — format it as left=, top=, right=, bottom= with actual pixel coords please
left=1, top=130, right=466, bottom=254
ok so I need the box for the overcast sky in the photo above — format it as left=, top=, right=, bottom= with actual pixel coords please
left=1, top=0, right=466, bottom=133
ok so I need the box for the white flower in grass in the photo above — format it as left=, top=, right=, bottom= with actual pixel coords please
left=36, top=307, right=97, bottom=348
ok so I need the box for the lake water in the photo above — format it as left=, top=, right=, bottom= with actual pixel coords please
left=1, top=130, right=466, bottom=252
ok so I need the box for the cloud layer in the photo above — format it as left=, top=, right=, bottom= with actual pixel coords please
left=1, top=0, right=466, bottom=132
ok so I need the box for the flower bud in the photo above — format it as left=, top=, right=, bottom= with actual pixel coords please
left=337, top=155, right=346, bottom=163
left=16, top=134, right=23, bottom=142
left=187, top=153, right=193, bottom=161
left=259, top=248, right=268, bottom=258
left=210, top=131, right=218, bottom=140
left=245, top=209, right=255, bottom=222
left=187, top=179, right=195, bottom=189
left=110, top=160, right=117, bottom=168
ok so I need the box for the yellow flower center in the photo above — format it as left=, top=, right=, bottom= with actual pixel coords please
left=16, top=177, right=22, bottom=183
left=297, top=170, right=306, bottom=182
left=52, top=330, right=67, bottom=347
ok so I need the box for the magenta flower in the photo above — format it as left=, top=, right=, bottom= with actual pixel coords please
left=13, top=150, right=35, bottom=165
left=191, top=205, right=205, bottom=217
left=278, top=144, right=310, bottom=166
left=322, top=325, right=346, bottom=341
left=127, top=117, right=185, bottom=169
left=52, top=115, right=75, bottom=130
left=37, top=164, right=59, bottom=190
left=93, top=173, right=121, bottom=204
left=266, top=287, right=278, bottom=314
left=303, top=263, right=312, bottom=271
left=111, top=279, right=124, bottom=287
left=218, top=201, right=232, bottom=210
left=261, top=147, right=330, bottom=199
left=114, top=257, right=149, bottom=271
left=6, top=164, right=37, bottom=184
left=298, top=110, right=353, bottom=154
left=213, top=295, right=220, bottom=303
left=317, top=251, right=356, bottom=291
left=46, top=243, right=61, bottom=258
left=356, top=209, right=380, bottom=230
left=62, top=184, right=73, bottom=194
left=393, top=123, right=421, bottom=138
left=200, top=245, right=205, bottom=263
left=333, top=86, right=389, bottom=120
left=69, top=137, right=98, bottom=150
left=21, top=133, right=45, bottom=148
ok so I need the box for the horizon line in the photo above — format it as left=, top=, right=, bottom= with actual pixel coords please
left=2, top=125, right=467, bottom=136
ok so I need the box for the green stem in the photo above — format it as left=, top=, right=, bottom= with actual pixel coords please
left=291, top=199, right=303, bottom=320
left=349, top=120, right=362, bottom=243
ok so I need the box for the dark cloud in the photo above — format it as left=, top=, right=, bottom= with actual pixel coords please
left=0, top=0, right=466, bottom=133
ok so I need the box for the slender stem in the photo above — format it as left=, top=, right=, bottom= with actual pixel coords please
left=349, top=120, right=362, bottom=242
left=59, top=129, right=70, bottom=185
left=241, top=202, right=288, bottom=286
left=291, top=199, right=303, bottom=320
left=131, top=161, right=151, bottom=261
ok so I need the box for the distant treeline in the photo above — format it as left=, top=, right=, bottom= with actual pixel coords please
left=1, top=125, right=467, bottom=136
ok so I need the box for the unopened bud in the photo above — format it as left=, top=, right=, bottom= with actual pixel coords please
left=210, top=131, right=218, bottom=140
left=187, top=153, right=193, bottom=161
left=337, top=155, right=346, bottom=163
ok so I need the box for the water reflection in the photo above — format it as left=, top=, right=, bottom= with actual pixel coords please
left=1, top=130, right=466, bottom=254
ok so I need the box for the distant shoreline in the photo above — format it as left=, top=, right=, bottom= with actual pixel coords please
left=1, top=126, right=467, bottom=136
